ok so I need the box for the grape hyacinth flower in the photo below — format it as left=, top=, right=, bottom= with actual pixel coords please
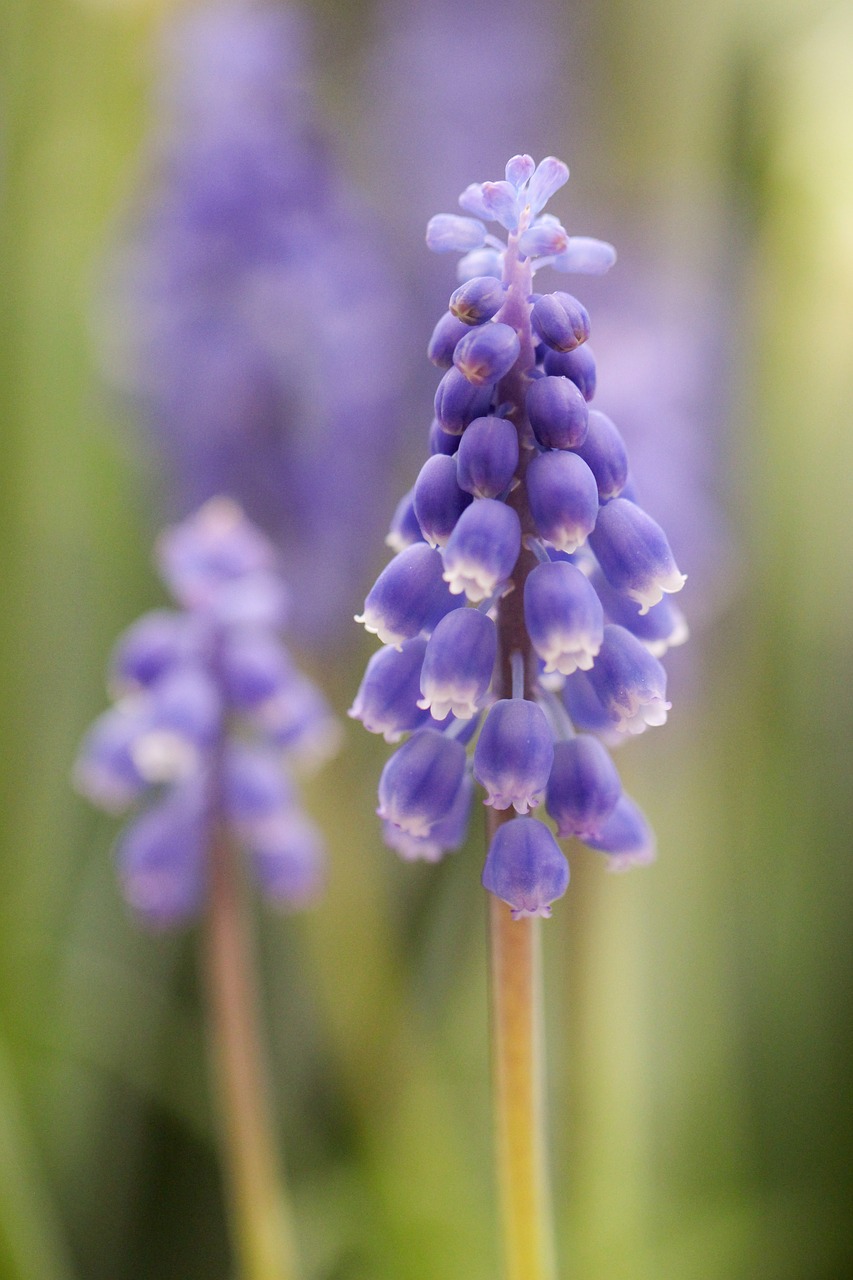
left=357, top=154, right=685, bottom=895
left=76, top=498, right=338, bottom=1279
left=353, top=156, right=688, bottom=1279
left=76, top=498, right=337, bottom=923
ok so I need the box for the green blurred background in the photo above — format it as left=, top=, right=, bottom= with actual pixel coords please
left=1, top=0, right=852, bottom=1277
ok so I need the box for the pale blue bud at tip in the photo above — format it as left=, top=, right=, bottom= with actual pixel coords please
left=505, top=154, right=535, bottom=188
left=582, top=794, right=656, bottom=871
left=473, top=699, right=554, bottom=814
left=479, top=180, right=521, bottom=231
left=414, top=453, right=473, bottom=548
left=456, top=415, right=519, bottom=499
left=588, top=498, right=686, bottom=613
left=418, top=607, right=496, bottom=721
left=442, top=498, right=521, bottom=602
left=349, top=636, right=430, bottom=742
left=526, top=157, right=569, bottom=215
left=545, top=736, right=621, bottom=839
left=482, top=816, right=569, bottom=919
left=553, top=236, right=617, bottom=276
left=377, top=728, right=467, bottom=838
left=524, top=560, right=604, bottom=677
left=426, top=213, right=487, bottom=254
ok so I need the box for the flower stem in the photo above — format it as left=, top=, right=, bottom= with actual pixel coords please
left=487, top=215, right=558, bottom=1280
left=204, top=831, right=299, bottom=1280
left=488, top=817, right=557, bottom=1280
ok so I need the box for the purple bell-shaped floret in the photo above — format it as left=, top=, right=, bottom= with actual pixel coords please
left=348, top=636, right=430, bottom=742
left=482, top=816, right=569, bottom=919
left=585, top=624, right=671, bottom=735
left=219, top=628, right=295, bottom=710
left=572, top=410, right=629, bottom=501
left=442, top=499, right=521, bottom=602
left=524, top=560, right=604, bottom=676
left=582, top=794, right=656, bottom=871
left=413, top=454, right=473, bottom=548
left=456, top=416, right=519, bottom=499
left=73, top=701, right=151, bottom=813
left=221, top=742, right=294, bottom=835
left=356, top=543, right=456, bottom=647
left=377, top=728, right=468, bottom=838
left=418, top=607, right=497, bottom=721
left=109, top=610, right=199, bottom=694
left=592, top=572, right=689, bottom=657
left=545, top=736, right=622, bottom=839
left=473, top=698, right=554, bottom=814
left=588, top=498, right=686, bottom=614
left=382, top=772, right=473, bottom=864
left=526, top=450, right=599, bottom=554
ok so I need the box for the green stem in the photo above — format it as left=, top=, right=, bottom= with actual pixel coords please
left=204, top=831, right=298, bottom=1280
left=488, top=823, right=556, bottom=1280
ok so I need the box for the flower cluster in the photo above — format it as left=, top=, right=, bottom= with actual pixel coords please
left=75, top=499, right=338, bottom=927
left=353, top=156, right=686, bottom=919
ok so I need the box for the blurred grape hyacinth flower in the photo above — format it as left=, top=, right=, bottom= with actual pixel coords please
left=99, top=2, right=407, bottom=642
left=76, top=498, right=338, bottom=926
left=354, top=156, right=687, bottom=919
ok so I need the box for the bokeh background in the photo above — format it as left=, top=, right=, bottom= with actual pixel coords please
left=1, top=0, right=852, bottom=1276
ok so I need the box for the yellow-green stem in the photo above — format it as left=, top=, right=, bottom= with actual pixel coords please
left=488, top=875, right=556, bottom=1280
left=205, top=832, right=298, bottom=1280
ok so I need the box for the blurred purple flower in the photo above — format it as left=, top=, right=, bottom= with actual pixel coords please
left=75, top=499, right=339, bottom=927
left=98, top=2, right=408, bottom=641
